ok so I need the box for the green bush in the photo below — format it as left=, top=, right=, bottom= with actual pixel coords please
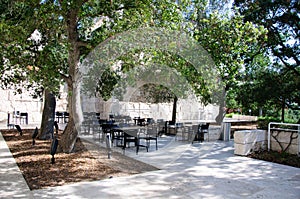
left=258, top=116, right=299, bottom=129
left=225, top=113, right=234, bottom=118
left=257, top=116, right=280, bottom=129
left=225, top=113, right=241, bottom=118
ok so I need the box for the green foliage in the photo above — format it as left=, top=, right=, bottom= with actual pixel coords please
left=235, top=0, right=299, bottom=76
left=192, top=9, right=267, bottom=90
left=225, top=112, right=241, bottom=118
left=0, top=0, right=68, bottom=96
left=257, top=116, right=281, bottom=129
left=227, top=0, right=300, bottom=121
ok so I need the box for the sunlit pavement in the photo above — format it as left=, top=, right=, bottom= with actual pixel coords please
left=1, top=130, right=300, bottom=199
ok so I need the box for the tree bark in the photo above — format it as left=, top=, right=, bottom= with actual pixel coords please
left=60, top=77, right=83, bottom=153
left=215, top=89, right=226, bottom=125
left=59, top=6, right=83, bottom=153
left=39, top=89, right=56, bottom=140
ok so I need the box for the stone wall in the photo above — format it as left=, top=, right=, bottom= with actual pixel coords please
left=0, top=86, right=68, bottom=125
left=234, top=129, right=299, bottom=155
left=270, top=130, right=299, bottom=155
left=0, top=89, right=43, bottom=124
left=81, top=96, right=220, bottom=122
left=1, top=85, right=221, bottom=125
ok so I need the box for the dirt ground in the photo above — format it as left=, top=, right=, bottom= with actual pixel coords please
left=1, top=129, right=158, bottom=190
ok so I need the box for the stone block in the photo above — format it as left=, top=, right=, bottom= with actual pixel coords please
left=234, top=130, right=266, bottom=144
left=232, top=114, right=258, bottom=121
left=234, top=141, right=265, bottom=156
left=234, top=130, right=266, bottom=156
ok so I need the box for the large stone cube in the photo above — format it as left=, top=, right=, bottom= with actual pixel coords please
left=234, top=130, right=266, bottom=156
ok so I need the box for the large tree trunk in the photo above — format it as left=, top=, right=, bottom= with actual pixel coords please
left=59, top=6, right=83, bottom=153
left=39, top=89, right=56, bottom=140
left=60, top=79, right=83, bottom=153
left=215, top=88, right=226, bottom=125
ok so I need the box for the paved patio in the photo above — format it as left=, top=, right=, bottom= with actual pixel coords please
left=0, top=128, right=300, bottom=198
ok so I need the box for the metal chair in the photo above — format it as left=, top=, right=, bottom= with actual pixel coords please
left=199, top=123, right=209, bottom=142
left=55, top=112, right=63, bottom=123
left=20, top=112, right=28, bottom=124
left=63, top=112, right=69, bottom=123
left=145, top=125, right=159, bottom=150
left=192, top=123, right=210, bottom=143
left=177, top=125, right=191, bottom=141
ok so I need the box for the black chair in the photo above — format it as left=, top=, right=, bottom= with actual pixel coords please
left=145, top=125, right=158, bottom=150
left=112, top=129, right=124, bottom=146
left=96, top=112, right=100, bottom=120
left=166, top=121, right=176, bottom=135
left=112, top=123, right=127, bottom=146
left=122, top=129, right=149, bottom=155
left=199, top=123, right=210, bottom=142
left=157, top=121, right=165, bottom=136
left=122, top=129, right=139, bottom=153
left=101, top=123, right=114, bottom=134
left=20, top=112, right=28, bottom=124
left=63, top=112, right=69, bottom=123
left=192, top=123, right=209, bottom=143
left=137, top=118, right=146, bottom=126
left=55, top=112, right=63, bottom=123
left=176, top=124, right=191, bottom=141
left=82, top=113, right=92, bottom=134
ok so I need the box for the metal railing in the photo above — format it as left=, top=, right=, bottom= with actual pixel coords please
left=268, top=122, right=300, bottom=155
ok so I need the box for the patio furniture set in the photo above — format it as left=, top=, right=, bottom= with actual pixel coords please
left=81, top=112, right=210, bottom=154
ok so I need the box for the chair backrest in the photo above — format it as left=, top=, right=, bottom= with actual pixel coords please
left=147, top=125, right=158, bottom=137
left=124, top=129, right=138, bottom=138
left=182, top=126, right=190, bottom=134
left=200, top=123, right=209, bottom=132
left=192, top=124, right=199, bottom=133
left=56, top=112, right=63, bottom=117
left=20, top=112, right=28, bottom=117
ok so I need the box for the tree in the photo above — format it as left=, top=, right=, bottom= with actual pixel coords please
left=76, top=1, right=269, bottom=127
left=0, top=0, right=68, bottom=139
left=235, top=0, right=299, bottom=76
left=1, top=0, right=193, bottom=153
left=194, top=11, right=267, bottom=90
left=233, top=0, right=300, bottom=121
left=183, top=1, right=268, bottom=122
left=233, top=54, right=299, bottom=121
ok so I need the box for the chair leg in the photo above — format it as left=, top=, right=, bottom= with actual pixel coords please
left=136, top=138, right=140, bottom=155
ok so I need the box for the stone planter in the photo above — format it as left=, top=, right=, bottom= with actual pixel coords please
left=234, top=130, right=266, bottom=156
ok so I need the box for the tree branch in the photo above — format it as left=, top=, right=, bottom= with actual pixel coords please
left=77, top=40, right=89, bottom=48
left=59, top=72, right=71, bottom=86
left=272, top=48, right=300, bottom=76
